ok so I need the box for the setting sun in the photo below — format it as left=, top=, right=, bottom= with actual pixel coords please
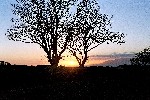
left=59, top=56, right=79, bottom=67
left=69, top=61, right=76, bottom=66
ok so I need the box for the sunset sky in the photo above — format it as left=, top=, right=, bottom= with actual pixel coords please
left=0, top=0, right=150, bottom=66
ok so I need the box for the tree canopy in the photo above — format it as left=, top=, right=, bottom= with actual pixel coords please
left=67, top=0, right=125, bottom=67
left=6, top=0, right=77, bottom=67
left=6, top=0, right=125, bottom=67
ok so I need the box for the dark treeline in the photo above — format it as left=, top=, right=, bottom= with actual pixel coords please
left=0, top=65, right=150, bottom=99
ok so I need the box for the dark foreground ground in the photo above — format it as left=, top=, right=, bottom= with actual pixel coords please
left=0, top=65, right=150, bottom=100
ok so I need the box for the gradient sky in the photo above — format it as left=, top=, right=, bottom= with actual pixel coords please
left=0, top=0, right=150, bottom=66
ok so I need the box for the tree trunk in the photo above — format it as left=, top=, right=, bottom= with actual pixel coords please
left=47, top=52, right=59, bottom=68
left=79, top=51, right=88, bottom=68
left=79, top=37, right=88, bottom=67
left=47, top=58, right=59, bottom=68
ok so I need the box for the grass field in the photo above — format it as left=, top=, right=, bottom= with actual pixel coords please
left=0, top=65, right=150, bottom=99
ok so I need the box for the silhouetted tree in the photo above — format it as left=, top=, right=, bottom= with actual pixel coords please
left=67, top=0, right=125, bottom=67
left=6, top=0, right=77, bottom=67
left=130, top=47, right=150, bottom=66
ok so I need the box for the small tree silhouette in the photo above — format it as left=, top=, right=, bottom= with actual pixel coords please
left=6, top=0, right=77, bottom=67
left=130, top=47, right=150, bottom=66
left=67, top=0, right=125, bottom=67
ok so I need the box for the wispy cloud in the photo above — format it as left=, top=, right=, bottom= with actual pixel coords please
left=86, top=53, right=135, bottom=67
left=90, top=52, right=135, bottom=58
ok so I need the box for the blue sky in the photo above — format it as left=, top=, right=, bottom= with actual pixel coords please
left=0, top=0, right=150, bottom=65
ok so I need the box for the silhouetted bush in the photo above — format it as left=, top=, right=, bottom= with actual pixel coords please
left=130, top=47, right=150, bottom=66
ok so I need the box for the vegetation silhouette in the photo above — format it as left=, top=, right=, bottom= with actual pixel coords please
left=6, top=0, right=125, bottom=67
left=67, top=0, right=125, bottom=67
left=6, top=0, right=77, bottom=67
left=130, top=47, right=150, bottom=66
left=0, top=64, right=150, bottom=99
left=2, top=0, right=150, bottom=99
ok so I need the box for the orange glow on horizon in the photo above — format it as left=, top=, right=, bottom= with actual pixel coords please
left=59, top=56, right=109, bottom=67
left=59, top=58, right=79, bottom=67
left=2, top=53, right=112, bottom=66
